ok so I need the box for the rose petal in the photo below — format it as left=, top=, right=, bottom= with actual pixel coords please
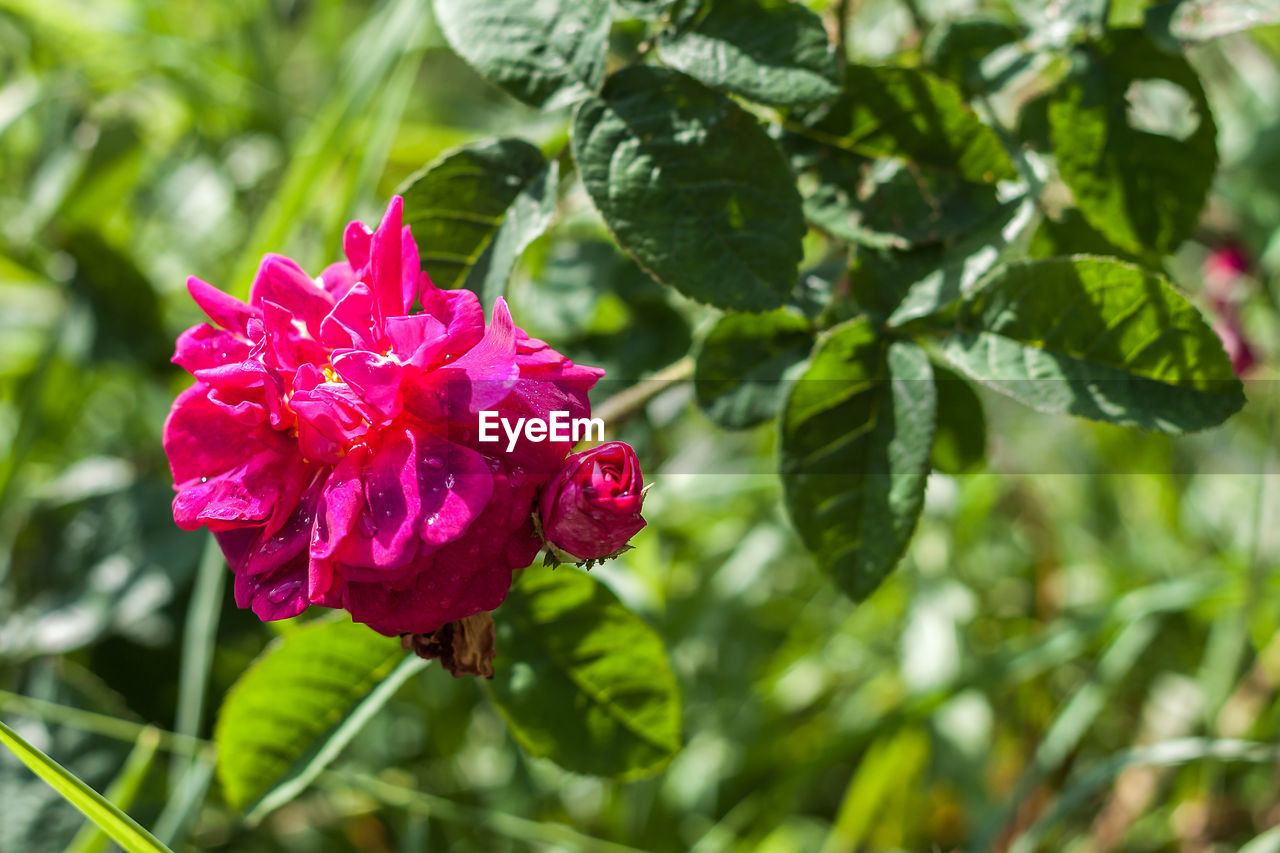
left=173, top=323, right=251, bottom=375
left=319, top=281, right=382, bottom=352
left=249, top=254, right=334, bottom=337
left=187, top=277, right=256, bottom=336
left=332, top=350, right=403, bottom=419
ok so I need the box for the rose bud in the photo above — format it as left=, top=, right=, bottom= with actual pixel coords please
left=539, top=441, right=646, bottom=561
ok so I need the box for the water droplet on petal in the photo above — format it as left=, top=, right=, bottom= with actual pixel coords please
left=266, top=580, right=301, bottom=604
left=423, top=456, right=444, bottom=469
left=200, top=477, right=208, bottom=483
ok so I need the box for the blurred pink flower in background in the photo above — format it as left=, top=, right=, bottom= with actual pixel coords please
left=164, top=197, right=644, bottom=636
left=1203, top=242, right=1258, bottom=377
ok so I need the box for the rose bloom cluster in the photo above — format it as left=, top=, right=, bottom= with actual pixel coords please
left=164, top=197, right=645, bottom=636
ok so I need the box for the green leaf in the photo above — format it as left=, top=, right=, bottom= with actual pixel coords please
left=930, top=363, right=987, bottom=475
left=573, top=66, right=806, bottom=312
left=213, top=617, right=421, bottom=817
left=694, top=309, right=814, bottom=429
left=399, top=138, right=558, bottom=302
left=884, top=196, right=1036, bottom=327
left=433, top=0, right=611, bottom=109
left=925, top=18, right=1024, bottom=98
left=658, top=0, right=841, bottom=107
left=780, top=320, right=937, bottom=601
left=488, top=568, right=681, bottom=779
left=788, top=65, right=1017, bottom=184
left=1047, top=30, right=1216, bottom=255
left=1028, top=207, right=1159, bottom=267
left=0, top=720, right=172, bottom=853
left=940, top=256, right=1246, bottom=433
left=788, top=144, right=1006, bottom=249
left=1145, top=0, right=1280, bottom=45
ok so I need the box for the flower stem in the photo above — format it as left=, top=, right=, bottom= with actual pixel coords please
left=594, top=355, right=695, bottom=430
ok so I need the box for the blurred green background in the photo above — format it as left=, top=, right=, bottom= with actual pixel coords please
left=3, top=0, right=1280, bottom=851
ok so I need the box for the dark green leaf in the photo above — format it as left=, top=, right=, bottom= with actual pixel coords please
left=213, top=618, right=411, bottom=813
left=1048, top=30, right=1216, bottom=255
left=780, top=320, right=936, bottom=601
left=433, top=0, right=611, bottom=109
left=1028, top=207, right=1160, bottom=267
left=573, top=66, right=805, bottom=311
left=695, top=309, right=814, bottom=429
left=848, top=245, right=947, bottom=320
left=925, top=18, right=1024, bottom=98
left=885, top=196, right=1035, bottom=327
left=488, top=568, right=681, bottom=779
left=399, top=138, right=557, bottom=301
left=788, top=65, right=1018, bottom=184
left=1017, top=92, right=1052, bottom=149
left=930, top=363, right=987, bottom=474
left=658, top=0, right=841, bottom=107
left=941, top=256, right=1245, bottom=433
left=790, top=147, right=1005, bottom=249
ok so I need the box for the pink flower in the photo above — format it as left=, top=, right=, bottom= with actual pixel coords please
left=539, top=442, right=646, bottom=561
left=1202, top=242, right=1259, bottom=377
left=164, top=197, right=604, bottom=635
left=1214, top=318, right=1258, bottom=377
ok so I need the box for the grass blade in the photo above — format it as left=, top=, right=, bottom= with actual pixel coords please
left=64, top=726, right=161, bottom=853
left=0, top=718, right=173, bottom=853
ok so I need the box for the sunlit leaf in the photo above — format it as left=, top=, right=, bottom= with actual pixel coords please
left=1048, top=30, right=1216, bottom=255
left=940, top=256, right=1245, bottom=433
left=788, top=65, right=1017, bottom=184
left=213, top=618, right=422, bottom=818
left=399, top=138, right=558, bottom=304
left=488, top=568, right=681, bottom=779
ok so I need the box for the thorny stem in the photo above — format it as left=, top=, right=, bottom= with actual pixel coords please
left=592, top=355, right=695, bottom=430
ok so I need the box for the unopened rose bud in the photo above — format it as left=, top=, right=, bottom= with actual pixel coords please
left=539, top=441, right=646, bottom=561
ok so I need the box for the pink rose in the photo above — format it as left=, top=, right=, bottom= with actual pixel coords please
left=539, top=442, right=646, bottom=561
left=163, top=196, right=604, bottom=635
